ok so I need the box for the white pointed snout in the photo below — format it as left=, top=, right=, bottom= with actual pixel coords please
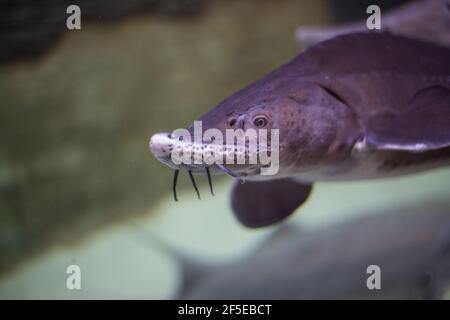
left=149, top=132, right=173, bottom=158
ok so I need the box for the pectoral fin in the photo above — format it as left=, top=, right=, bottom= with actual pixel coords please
left=365, top=86, right=450, bottom=152
left=231, top=179, right=312, bottom=228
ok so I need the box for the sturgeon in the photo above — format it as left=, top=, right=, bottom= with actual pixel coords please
left=150, top=32, right=450, bottom=228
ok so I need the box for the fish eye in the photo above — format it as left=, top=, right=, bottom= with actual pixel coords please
left=228, top=117, right=237, bottom=127
left=253, top=115, right=268, bottom=128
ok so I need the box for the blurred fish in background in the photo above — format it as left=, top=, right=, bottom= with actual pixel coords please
left=297, top=0, right=450, bottom=46
left=175, top=200, right=450, bottom=300
left=1, top=0, right=449, bottom=299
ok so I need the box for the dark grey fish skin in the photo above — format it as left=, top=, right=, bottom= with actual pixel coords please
left=179, top=200, right=450, bottom=300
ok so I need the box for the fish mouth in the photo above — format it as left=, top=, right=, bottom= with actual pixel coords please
left=149, top=132, right=255, bottom=201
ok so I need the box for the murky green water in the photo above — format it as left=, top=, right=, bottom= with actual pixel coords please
left=2, top=167, right=450, bottom=299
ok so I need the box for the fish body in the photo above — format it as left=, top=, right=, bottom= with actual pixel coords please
left=150, top=32, right=450, bottom=227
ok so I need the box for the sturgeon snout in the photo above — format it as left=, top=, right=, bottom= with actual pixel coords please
left=149, top=132, right=216, bottom=201
left=149, top=132, right=174, bottom=161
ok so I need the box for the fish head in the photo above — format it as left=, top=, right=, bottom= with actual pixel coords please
left=181, top=78, right=359, bottom=178
left=150, top=68, right=360, bottom=183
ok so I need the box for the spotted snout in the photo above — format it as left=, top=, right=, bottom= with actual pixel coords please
left=149, top=132, right=174, bottom=159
